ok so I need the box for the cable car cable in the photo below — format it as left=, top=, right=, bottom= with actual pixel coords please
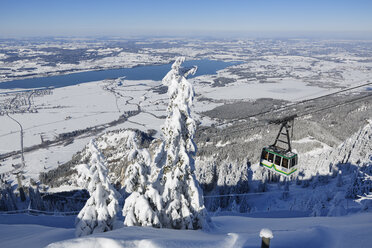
left=213, top=80, right=372, bottom=127
left=222, top=92, right=372, bottom=136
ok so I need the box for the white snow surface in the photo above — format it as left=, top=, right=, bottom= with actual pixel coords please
left=259, top=228, right=274, bottom=239
left=1, top=212, right=372, bottom=248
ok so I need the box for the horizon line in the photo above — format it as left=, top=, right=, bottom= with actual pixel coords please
left=1, top=30, right=372, bottom=40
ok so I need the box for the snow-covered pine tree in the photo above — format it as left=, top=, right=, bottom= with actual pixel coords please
left=122, top=131, right=151, bottom=195
left=230, top=200, right=239, bottom=213
left=75, top=140, right=120, bottom=237
left=122, top=57, right=208, bottom=229
left=281, top=180, right=290, bottom=200
left=122, top=131, right=162, bottom=227
left=158, top=57, right=208, bottom=229
left=328, top=192, right=347, bottom=216
left=257, top=179, right=267, bottom=192
left=28, top=186, right=45, bottom=211
left=0, top=180, right=18, bottom=211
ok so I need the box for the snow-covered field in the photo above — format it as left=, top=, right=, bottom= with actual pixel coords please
left=1, top=212, right=372, bottom=248
left=195, top=77, right=330, bottom=101
left=0, top=78, right=166, bottom=182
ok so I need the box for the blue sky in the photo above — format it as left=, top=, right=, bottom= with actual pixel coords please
left=1, top=0, right=371, bottom=37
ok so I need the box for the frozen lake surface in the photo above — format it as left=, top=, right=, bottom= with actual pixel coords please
left=0, top=60, right=237, bottom=90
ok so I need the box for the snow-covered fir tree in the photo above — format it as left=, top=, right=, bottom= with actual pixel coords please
left=122, top=131, right=151, bottom=195
left=0, top=179, right=18, bottom=211
left=75, top=140, right=120, bottom=237
left=328, top=192, right=347, bottom=216
left=281, top=180, right=290, bottom=200
left=230, top=200, right=239, bottom=213
left=28, top=186, right=45, bottom=211
left=122, top=57, right=209, bottom=229
left=122, top=131, right=162, bottom=227
left=158, top=57, right=208, bottom=229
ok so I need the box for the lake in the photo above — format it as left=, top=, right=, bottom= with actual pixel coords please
left=0, top=60, right=237, bottom=90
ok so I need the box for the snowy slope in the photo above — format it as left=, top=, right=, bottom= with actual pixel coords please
left=0, top=214, right=75, bottom=248
left=1, top=212, right=370, bottom=248
left=315, top=119, right=372, bottom=174
left=194, top=120, right=372, bottom=215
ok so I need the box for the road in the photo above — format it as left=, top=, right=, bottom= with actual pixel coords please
left=5, top=113, right=25, bottom=173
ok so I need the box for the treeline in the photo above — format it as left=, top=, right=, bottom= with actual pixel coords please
left=0, top=178, right=88, bottom=213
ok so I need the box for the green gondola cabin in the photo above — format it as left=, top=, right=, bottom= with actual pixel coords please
left=260, top=146, right=298, bottom=176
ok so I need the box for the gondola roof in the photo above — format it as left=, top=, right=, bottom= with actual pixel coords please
left=263, top=145, right=297, bottom=159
